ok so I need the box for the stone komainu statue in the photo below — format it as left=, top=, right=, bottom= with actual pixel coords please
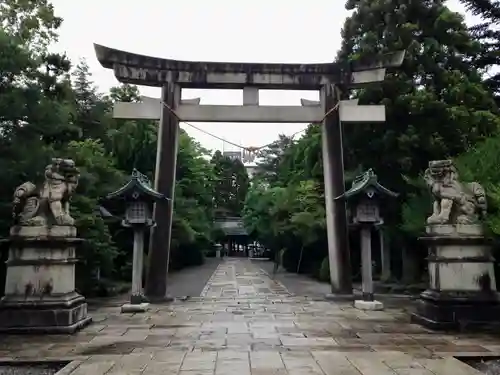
left=424, top=160, right=486, bottom=225
left=12, top=158, right=80, bottom=227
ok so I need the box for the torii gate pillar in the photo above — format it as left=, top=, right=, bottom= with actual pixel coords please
left=321, top=84, right=352, bottom=295
left=145, top=84, right=180, bottom=300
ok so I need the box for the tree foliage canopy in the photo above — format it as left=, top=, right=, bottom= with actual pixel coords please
left=211, top=151, right=249, bottom=218
left=0, top=0, right=218, bottom=296
left=460, top=0, right=500, bottom=101
left=243, top=0, right=500, bottom=282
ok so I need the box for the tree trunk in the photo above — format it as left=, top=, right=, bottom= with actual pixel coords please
left=401, top=246, right=418, bottom=284
left=297, top=246, right=305, bottom=274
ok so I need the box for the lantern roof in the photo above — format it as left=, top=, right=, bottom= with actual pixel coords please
left=106, top=169, right=167, bottom=201
left=342, top=169, right=398, bottom=199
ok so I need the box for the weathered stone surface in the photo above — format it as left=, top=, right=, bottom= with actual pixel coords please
left=426, top=224, right=484, bottom=237
left=0, top=227, right=91, bottom=334
left=121, top=303, right=149, bottom=313
left=10, top=225, right=77, bottom=238
left=354, top=300, right=384, bottom=311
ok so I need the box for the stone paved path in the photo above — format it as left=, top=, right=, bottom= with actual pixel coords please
left=201, top=259, right=289, bottom=298
left=1, top=259, right=499, bottom=374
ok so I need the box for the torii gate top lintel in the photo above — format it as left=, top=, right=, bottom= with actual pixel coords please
left=94, top=44, right=404, bottom=90
left=94, top=43, right=341, bottom=89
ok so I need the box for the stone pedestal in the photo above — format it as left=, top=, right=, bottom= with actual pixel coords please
left=411, top=224, right=500, bottom=330
left=121, top=303, right=149, bottom=313
left=0, top=226, right=92, bottom=334
left=354, top=300, right=384, bottom=310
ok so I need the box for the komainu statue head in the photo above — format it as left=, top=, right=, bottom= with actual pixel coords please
left=424, top=160, right=486, bottom=225
left=45, top=158, right=79, bottom=191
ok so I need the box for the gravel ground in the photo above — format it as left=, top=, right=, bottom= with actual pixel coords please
left=464, top=359, right=500, bottom=375
left=0, top=364, right=62, bottom=375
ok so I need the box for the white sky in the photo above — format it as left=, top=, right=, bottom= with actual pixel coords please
left=50, top=0, right=477, bottom=154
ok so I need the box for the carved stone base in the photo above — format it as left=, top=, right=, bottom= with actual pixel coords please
left=354, top=299, right=384, bottom=311
left=0, top=292, right=92, bottom=334
left=412, top=224, right=500, bottom=331
left=0, top=225, right=90, bottom=334
left=411, top=290, right=500, bottom=330
left=421, top=224, right=496, bottom=291
left=9, top=225, right=77, bottom=238
left=121, top=303, right=149, bottom=313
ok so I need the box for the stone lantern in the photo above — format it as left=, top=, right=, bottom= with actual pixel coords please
left=343, top=169, right=398, bottom=311
left=105, top=169, right=167, bottom=313
left=214, top=243, right=223, bottom=258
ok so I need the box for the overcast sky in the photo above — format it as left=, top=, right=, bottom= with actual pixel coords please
left=49, top=0, right=477, bottom=155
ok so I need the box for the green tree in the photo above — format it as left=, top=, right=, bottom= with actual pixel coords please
left=338, top=0, right=500, bottom=281
left=243, top=178, right=325, bottom=274
left=460, top=0, right=500, bottom=100
left=337, top=0, right=500, bottom=272
left=0, top=0, right=74, bottom=236
left=243, top=125, right=327, bottom=270
left=0, top=0, right=62, bottom=53
left=456, top=133, right=500, bottom=235
left=287, top=180, right=326, bottom=273
left=106, top=85, right=157, bottom=174
left=243, top=184, right=289, bottom=253
left=71, top=58, right=112, bottom=141
left=277, top=125, right=325, bottom=186
left=254, top=135, right=294, bottom=184
left=403, top=131, right=500, bottom=238
left=170, top=131, right=216, bottom=269
left=211, top=151, right=233, bottom=217
left=211, top=151, right=249, bottom=217
left=244, top=1, right=500, bottom=285
left=231, top=158, right=250, bottom=214
left=0, top=0, right=218, bottom=297
left=109, top=84, right=141, bottom=103
left=62, top=139, right=124, bottom=292
left=0, top=0, right=120, bottom=296
left=339, top=0, right=499, bottom=192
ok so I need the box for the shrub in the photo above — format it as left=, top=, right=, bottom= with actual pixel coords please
left=318, top=257, right=330, bottom=282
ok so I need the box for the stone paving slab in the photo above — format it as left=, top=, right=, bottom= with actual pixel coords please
left=0, top=259, right=497, bottom=374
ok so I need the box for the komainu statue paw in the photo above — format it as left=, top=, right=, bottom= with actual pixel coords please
left=55, top=214, right=75, bottom=226
left=427, top=215, right=444, bottom=225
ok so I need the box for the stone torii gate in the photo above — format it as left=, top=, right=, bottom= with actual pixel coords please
left=94, top=44, right=404, bottom=300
